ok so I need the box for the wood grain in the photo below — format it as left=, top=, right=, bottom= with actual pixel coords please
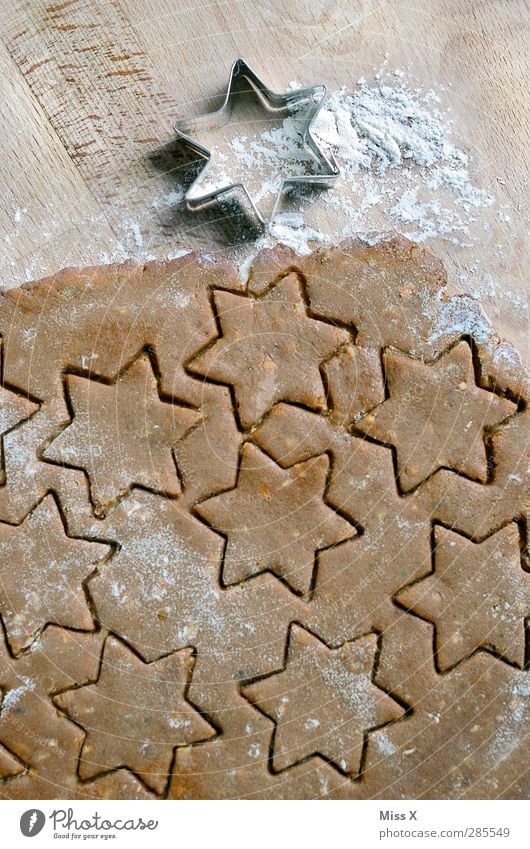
left=0, top=0, right=527, bottom=357
left=0, top=35, right=117, bottom=284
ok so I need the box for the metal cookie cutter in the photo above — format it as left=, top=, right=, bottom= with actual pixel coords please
left=174, top=58, right=340, bottom=230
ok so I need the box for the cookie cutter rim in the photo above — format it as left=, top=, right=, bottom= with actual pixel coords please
left=174, top=58, right=340, bottom=229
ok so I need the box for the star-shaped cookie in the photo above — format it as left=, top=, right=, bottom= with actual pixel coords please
left=54, top=635, right=216, bottom=795
left=396, top=524, right=530, bottom=670
left=190, top=274, right=349, bottom=428
left=242, top=625, right=405, bottom=775
left=44, top=350, right=199, bottom=516
left=0, top=627, right=154, bottom=800
left=357, top=341, right=516, bottom=491
left=196, top=443, right=354, bottom=596
left=0, top=495, right=109, bottom=654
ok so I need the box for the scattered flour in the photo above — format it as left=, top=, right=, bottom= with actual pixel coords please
left=3, top=64, right=524, bottom=348
left=374, top=733, right=397, bottom=757
left=1, top=675, right=36, bottom=709
left=273, top=74, right=493, bottom=252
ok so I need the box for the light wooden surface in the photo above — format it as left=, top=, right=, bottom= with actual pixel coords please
left=0, top=0, right=527, bottom=358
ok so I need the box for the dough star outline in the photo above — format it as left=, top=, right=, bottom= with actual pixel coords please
left=357, top=341, right=516, bottom=491
left=197, top=442, right=355, bottom=596
left=396, top=523, right=530, bottom=670
left=190, top=274, right=349, bottom=428
left=54, top=635, right=216, bottom=795
left=242, top=624, right=406, bottom=776
left=43, top=348, right=200, bottom=516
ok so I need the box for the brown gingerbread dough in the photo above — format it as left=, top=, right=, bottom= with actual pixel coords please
left=0, top=236, right=527, bottom=800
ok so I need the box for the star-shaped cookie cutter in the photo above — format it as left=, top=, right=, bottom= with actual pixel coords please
left=174, top=58, right=340, bottom=230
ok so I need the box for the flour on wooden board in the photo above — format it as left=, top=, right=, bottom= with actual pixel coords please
left=183, top=67, right=497, bottom=257
left=1, top=65, right=525, bottom=342
left=212, top=68, right=496, bottom=255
